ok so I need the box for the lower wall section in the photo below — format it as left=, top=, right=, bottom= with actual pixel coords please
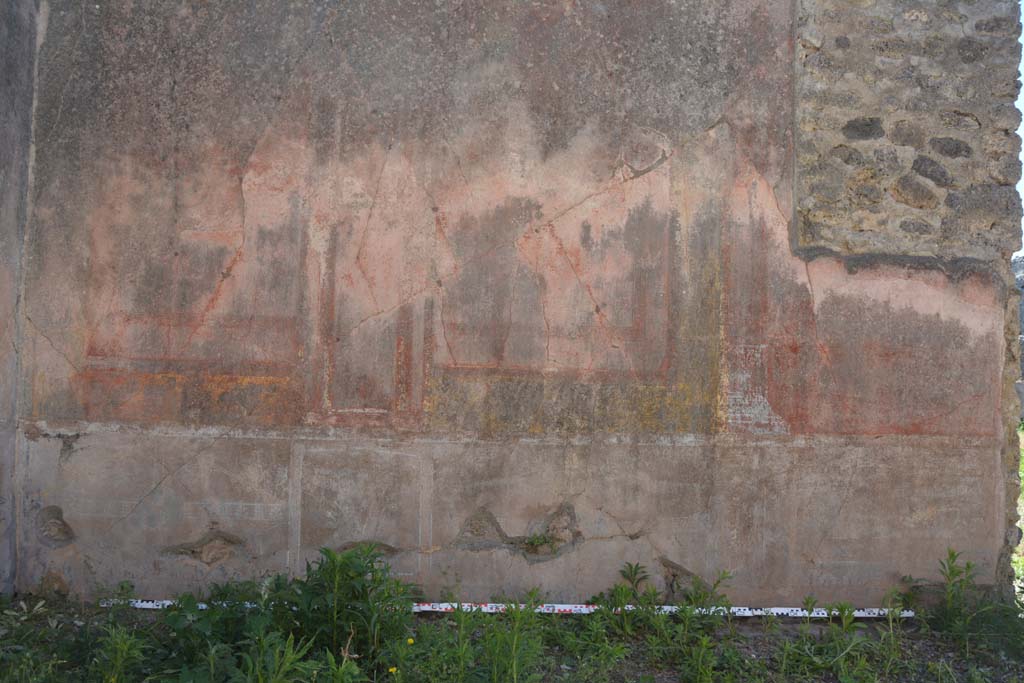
left=15, top=422, right=1003, bottom=605
left=0, top=427, right=17, bottom=591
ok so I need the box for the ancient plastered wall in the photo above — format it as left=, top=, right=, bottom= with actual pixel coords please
left=796, top=0, right=1023, bottom=590
left=7, top=0, right=1021, bottom=603
left=0, top=0, right=37, bottom=594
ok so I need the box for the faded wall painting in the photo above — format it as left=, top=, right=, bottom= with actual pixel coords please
left=7, top=0, right=1017, bottom=603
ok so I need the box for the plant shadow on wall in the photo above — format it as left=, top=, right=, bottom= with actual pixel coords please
left=1, top=546, right=1024, bottom=682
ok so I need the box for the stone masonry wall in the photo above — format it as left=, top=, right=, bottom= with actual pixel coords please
left=798, top=0, right=1021, bottom=262
left=2, top=0, right=1021, bottom=604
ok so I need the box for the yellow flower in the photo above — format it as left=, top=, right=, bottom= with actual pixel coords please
left=407, top=638, right=415, bottom=645
left=389, top=666, right=398, bottom=674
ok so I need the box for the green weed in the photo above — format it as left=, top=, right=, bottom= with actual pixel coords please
left=924, top=548, right=1024, bottom=660
left=482, top=592, right=545, bottom=683
left=522, top=533, right=556, bottom=554
left=319, top=648, right=369, bottom=683
left=1, top=552, right=1023, bottom=682
left=876, top=589, right=909, bottom=677
left=235, top=630, right=316, bottom=683
left=90, top=624, right=146, bottom=683
left=548, top=610, right=626, bottom=683
left=403, top=602, right=482, bottom=683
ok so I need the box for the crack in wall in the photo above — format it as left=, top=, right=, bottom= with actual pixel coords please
left=24, top=316, right=79, bottom=373
left=103, top=393, right=272, bottom=532
left=454, top=504, right=584, bottom=565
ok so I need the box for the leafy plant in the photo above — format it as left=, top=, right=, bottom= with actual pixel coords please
left=683, top=633, right=717, bottom=683
left=876, top=588, right=908, bottom=677
left=234, top=630, right=317, bottom=683
left=319, top=648, right=368, bottom=683
left=619, top=562, right=650, bottom=595
left=482, top=592, right=545, bottom=683
left=158, top=545, right=418, bottom=680
left=925, top=548, right=1024, bottom=659
left=90, top=624, right=146, bottom=683
left=297, top=545, right=415, bottom=671
left=163, top=589, right=258, bottom=666
left=688, top=571, right=733, bottom=622
left=0, top=651, right=64, bottom=683
left=522, top=533, right=555, bottom=554
left=171, top=641, right=235, bottom=683
left=404, top=602, right=482, bottom=683
left=777, top=602, right=874, bottom=682
left=600, top=583, right=640, bottom=639
left=550, top=611, right=626, bottom=683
